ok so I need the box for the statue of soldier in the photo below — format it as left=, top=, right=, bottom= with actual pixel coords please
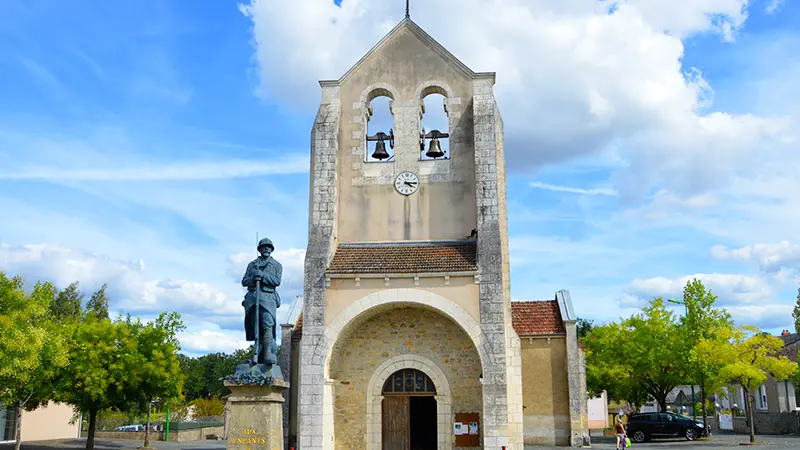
left=241, top=237, right=282, bottom=368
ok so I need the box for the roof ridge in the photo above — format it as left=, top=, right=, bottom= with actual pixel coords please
left=338, top=240, right=475, bottom=247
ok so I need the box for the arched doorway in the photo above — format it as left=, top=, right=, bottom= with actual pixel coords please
left=382, top=368, right=437, bottom=450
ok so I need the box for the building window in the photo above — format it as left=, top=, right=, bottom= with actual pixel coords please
left=756, top=385, right=768, bottom=410
left=382, top=369, right=436, bottom=395
left=0, top=403, right=17, bottom=441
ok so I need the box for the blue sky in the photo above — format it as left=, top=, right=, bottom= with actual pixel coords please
left=1, top=0, right=799, bottom=355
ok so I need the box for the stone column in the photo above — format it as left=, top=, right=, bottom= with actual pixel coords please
left=225, top=380, right=290, bottom=450
left=473, top=75, right=520, bottom=450
left=279, top=324, right=293, bottom=449
left=298, top=82, right=341, bottom=450
left=565, top=320, right=588, bottom=446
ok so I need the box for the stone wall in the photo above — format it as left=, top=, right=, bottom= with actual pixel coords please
left=328, top=306, right=482, bottom=450
left=82, top=426, right=223, bottom=442
left=732, top=412, right=800, bottom=435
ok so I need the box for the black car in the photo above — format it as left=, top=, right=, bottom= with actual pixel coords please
left=626, top=412, right=710, bottom=442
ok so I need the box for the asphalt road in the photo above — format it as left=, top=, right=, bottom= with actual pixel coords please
left=3, top=435, right=800, bottom=450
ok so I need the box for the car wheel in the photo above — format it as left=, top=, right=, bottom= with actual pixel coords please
left=685, top=427, right=698, bottom=441
left=632, top=430, right=647, bottom=443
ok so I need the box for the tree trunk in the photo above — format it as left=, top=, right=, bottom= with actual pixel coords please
left=86, top=407, right=98, bottom=450
left=144, top=403, right=151, bottom=448
left=14, top=402, right=23, bottom=450
left=746, top=389, right=755, bottom=444
left=657, top=395, right=668, bottom=412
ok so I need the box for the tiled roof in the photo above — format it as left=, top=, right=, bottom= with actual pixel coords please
left=511, top=300, right=566, bottom=336
left=292, top=313, right=303, bottom=339
left=326, top=241, right=478, bottom=274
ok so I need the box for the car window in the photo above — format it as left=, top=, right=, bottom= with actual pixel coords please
left=657, top=413, right=671, bottom=422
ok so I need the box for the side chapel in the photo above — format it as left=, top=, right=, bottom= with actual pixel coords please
left=278, top=14, right=590, bottom=450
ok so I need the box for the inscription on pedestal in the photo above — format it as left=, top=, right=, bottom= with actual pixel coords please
left=230, top=428, right=267, bottom=445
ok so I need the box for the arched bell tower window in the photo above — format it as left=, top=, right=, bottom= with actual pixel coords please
left=382, top=368, right=437, bottom=395
left=419, top=89, right=450, bottom=161
left=366, top=93, right=395, bottom=162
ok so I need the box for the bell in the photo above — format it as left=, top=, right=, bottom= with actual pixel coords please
left=425, top=138, right=444, bottom=159
left=372, top=140, right=390, bottom=160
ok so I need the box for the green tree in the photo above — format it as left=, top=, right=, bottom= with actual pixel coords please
left=84, top=283, right=109, bottom=320
left=583, top=321, right=651, bottom=410
left=0, top=273, right=69, bottom=450
left=126, top=312, right=186, bottom=448
left=679, top=278, right=733, bottom=434
left=50, top=281, right=84, bottom=322
left=576, top=317, right=595, bottom=339
left=792, top=287, right=800, bottom=334
left=55, top=318, right=141, bottom=450
left=584, top=299, right=689, bottom=411
left=623, top=299, right=690, bottom=411
left=697, top=325, right=797, bottom=443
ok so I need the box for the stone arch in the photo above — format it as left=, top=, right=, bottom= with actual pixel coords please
left=360, top=82, right=401, bottom=103
left=413, top=79, right=455, bottom=100
left=323, top=288, right=490, bottom=379
left=365, top=354, right=452, bottom=450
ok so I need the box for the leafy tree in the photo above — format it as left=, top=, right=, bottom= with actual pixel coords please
left=126, top=312, right=185, bottom=448
left=576, top=317, right=595, bottom=339
left=583, top=321, right=651, bottom=410
left=84, top=283, right=109, bottom=320
left=191, top=397, right=225, bottom=417
left=697, top=325, right=797, bottom=443
left=50, top=281, right=84, bottom=322
left=623, top=299, right=691, bottom=411
left=55, top=318, right=141, bottom=450
left=584, top=299, right=689, bottom=411
left=793, top=287, right=800, bottom=334
left=0, top=274, right=69, bottom=450
left=679, top=278, right=733, bottom=434
left=179, top=348, right=252, bottom=400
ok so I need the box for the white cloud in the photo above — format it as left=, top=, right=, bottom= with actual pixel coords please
left=0, top=242, right=240, bottom=316
left=177, top=329, right=250, bottom=355
left=0, top=156, right=309, bottom=181
left=626, top=272, right=774, bottom=306
left=238, top=0, right=787, bottom=198
left=766, top=0, right=785, bottom=14
left=529, top=181, right=617, bottom=196
left=711, top=241, right=800, bottom=276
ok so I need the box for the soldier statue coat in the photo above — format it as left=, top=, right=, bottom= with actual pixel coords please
left=241, top=237, right=282, bottom=366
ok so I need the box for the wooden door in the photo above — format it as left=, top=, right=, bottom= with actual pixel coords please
left=382, top=396, right=410, bottom=450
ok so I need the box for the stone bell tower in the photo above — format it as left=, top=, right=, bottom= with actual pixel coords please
left=296, top=13, right=524, bottom=450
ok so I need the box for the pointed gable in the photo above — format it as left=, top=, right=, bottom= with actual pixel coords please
left=321, top=18, right=495, bottom=87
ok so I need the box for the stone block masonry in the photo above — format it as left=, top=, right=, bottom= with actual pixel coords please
left=298, top=83, right=341, bottom=450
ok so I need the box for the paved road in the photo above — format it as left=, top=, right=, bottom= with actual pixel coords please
left=3, top=435, right=799, bottom=450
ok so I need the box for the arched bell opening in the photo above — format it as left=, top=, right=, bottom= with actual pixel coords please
left=419, top=92, right=449, bottom=161
left=365, top=93, right=395, bottom=163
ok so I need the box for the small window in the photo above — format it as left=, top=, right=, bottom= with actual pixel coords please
left=382, top=369, right=436, bottom=395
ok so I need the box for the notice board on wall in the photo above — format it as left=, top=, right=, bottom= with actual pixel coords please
left=454, top=412, right=480, bottom=447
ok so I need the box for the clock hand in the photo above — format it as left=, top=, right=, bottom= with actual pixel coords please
left=404, top=181, right=417, bottom=187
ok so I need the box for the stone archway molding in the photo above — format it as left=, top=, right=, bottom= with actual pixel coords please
left=323, top=288, right=491, bottom=378
left=365, top=354, right=452, bottom=450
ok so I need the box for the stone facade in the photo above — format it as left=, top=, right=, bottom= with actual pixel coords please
left=329, top=306, right=482, bottom=450
left=290, top=15, right=586, bottom=450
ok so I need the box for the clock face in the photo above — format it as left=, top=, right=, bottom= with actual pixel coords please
left=394, top=171, right=420, bottom=196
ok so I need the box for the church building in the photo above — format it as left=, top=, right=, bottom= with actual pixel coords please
left=278, top=14, right=589, bottom=450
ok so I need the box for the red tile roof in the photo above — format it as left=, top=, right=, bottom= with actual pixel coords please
left=511, top=300, right=566, bottom=336
left=326, top=241, right=477, bottom=274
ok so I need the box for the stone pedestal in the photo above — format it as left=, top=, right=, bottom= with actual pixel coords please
left=225, top=379, right=290, bottom=450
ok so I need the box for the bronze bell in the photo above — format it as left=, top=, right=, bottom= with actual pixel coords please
left=372, top=140, right=390, bottom=160
left=426, top=137, right=445, bottom=159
